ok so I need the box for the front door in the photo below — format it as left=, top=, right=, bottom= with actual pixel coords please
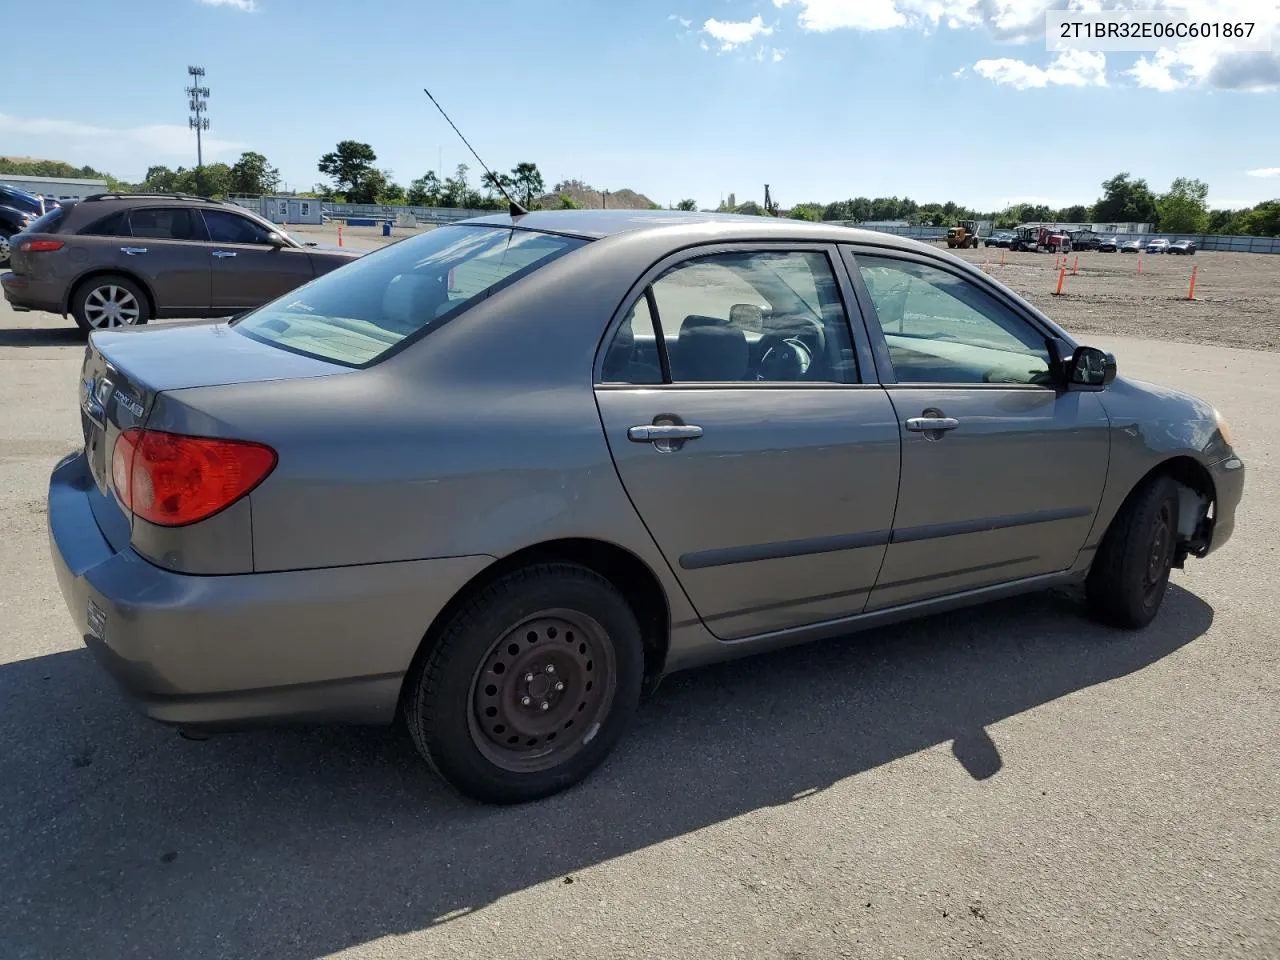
left=201, top=208, right=316, bottom=311
left=848, top=249, right=1111, bottom=610
left=594, top=245, right=901, bottom=640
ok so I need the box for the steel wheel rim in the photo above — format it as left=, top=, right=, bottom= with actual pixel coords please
left=1143, top=503, right=1174, bottom=604
left=0, top=235, right=9, bottom=261
left=84, top=285, right=140, bottom=328
left=467, top=608, right=617, bottom=774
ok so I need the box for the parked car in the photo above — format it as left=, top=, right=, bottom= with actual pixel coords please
left=1, top=193, right=361, bottom=332
left=983, top=231, right=1014, bottom=248
left=1145, top=238, right=1171, bottom=254
left=1168, top=239, right=1198, bottom=255
left=1069, top=230, right=1102, bottom=251
left=48, top=210, right=1244, bottom=804
left=0, top=184, right=47, bottom=268
left=1097, top=236, right=1119, bottom=253
left=1120, top=239, right=1142, bottom=253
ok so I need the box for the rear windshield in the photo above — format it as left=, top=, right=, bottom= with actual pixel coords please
left=24, top=207, right=68, bottom=234
left=232, top=225, right=585, bottom=366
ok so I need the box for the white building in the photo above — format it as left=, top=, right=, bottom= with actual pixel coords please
left=260, top=195, right=324, bottom=225
left=0, top=174, right=109, bottom=203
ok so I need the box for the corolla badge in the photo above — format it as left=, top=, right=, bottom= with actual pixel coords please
left=117, top=392, right=144, bottom=418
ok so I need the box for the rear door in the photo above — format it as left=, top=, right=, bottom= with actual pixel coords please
left=846, top=247, right=1111, bottom=610
left=123, top=206, right=213, bottom=313
left=594, top=244, right=902, bottom=640
left=201, top=208, right=316, bottom=311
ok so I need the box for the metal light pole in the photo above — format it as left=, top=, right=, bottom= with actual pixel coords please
left=187, top=65, right=210, bottom=170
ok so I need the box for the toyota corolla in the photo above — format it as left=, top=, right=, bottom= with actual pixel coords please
left=48, top=210, right=1244, bottom=804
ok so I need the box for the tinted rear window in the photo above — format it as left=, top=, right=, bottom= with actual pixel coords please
left=79, top=210, right=130, bottom=237
left=128, top=208, right=205, bottom=241
left=231, top=225, right=586, bottom=367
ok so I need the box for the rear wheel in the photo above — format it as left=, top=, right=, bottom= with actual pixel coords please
left=71, top=275, right=150, bottom=333
left=1087, top=475, right=1181, bottom=629
left=404, top=563, right=645, bottom=804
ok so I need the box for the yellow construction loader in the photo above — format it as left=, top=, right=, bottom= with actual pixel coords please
left=945, top=219, right=981, bottom=249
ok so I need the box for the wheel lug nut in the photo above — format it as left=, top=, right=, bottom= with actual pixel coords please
left=545, top=664, right=556, bottom=675
left=521, top=696, right=532, bottom=707
left=555, top=681, right=565, bottom=692
left=524, top=672, right=534, bottom=683
left=540, top=701, right=550, bottom=711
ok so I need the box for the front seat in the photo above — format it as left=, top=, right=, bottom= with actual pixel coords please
left=670, top=314, right=749, bottom=382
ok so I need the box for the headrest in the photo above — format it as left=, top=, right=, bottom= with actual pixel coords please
left=671, top=324, right=748, bottom=382
left=678, top=314, right=726, bottom=337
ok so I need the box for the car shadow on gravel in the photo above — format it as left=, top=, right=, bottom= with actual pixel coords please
left=0, top=584, right=1212, bottom=959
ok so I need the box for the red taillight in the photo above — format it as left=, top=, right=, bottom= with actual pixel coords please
left=19, top=239, right=64, bottom=253
left=111, top=428, right=277, bottom=527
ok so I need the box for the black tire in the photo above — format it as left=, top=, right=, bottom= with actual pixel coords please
left=404, top=562, right=645, bottom=804
left=71, top=274, right=150, bottom=333
left=0, top=228, right=12, bottom=269
left=1086, top=474, right=1181, bottom=629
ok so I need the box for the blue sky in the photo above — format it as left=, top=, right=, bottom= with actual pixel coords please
left=3, top=0, right=1278, bottom=211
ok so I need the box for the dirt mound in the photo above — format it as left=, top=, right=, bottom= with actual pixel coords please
left=537, top=179, right=657, bottom=210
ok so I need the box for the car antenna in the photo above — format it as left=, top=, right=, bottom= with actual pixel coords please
left=422, top=87, right=528, bottom=218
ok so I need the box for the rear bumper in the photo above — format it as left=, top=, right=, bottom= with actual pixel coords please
left=1203, top=454, right=1245, bottom=556
left=2, top=271, right=63, bottom=314
left=48, top=451, right=493, bottom=731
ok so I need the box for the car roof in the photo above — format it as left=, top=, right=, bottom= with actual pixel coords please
left=457, top=208, right=935, bottom=251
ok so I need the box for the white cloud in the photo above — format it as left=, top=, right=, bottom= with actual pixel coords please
left=198, top=0, right=257, bottom=10
left=1247, top=167, right=1280, bottom=177
left=771, top=1, right=1280, bottom=90
left=668, top=13, right=692, bottom=28
left=0, top=112, right=245, bottom=176
left=974, top=50, right=1109, bottom=89
left=772, top=48, right=787, bottom=63
left=702, top=15, right=773, bottom=52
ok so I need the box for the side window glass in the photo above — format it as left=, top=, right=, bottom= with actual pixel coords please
left=127, top=208, right=201, bottom=241
left=204, top=210, right=273, bottom=245
left=650, top=251, right=856, bottom=384
left=601, top=296, right=663, bottom=384
left=856, top=254, right=1052, bottom=385
left=79, top=211, right=131, bottom=237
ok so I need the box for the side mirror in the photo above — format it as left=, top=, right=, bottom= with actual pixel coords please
left=1067, top=345, right=1117, bottom=389
left=266, top=232, right=287, bottom=247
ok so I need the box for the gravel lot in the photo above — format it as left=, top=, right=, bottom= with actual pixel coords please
left=948, top=246, right=1280, bottom=352
left=1, top=236, right=1277, bottom=959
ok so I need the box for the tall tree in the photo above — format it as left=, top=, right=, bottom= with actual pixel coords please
left=1241, top=200, right=1280, bottom=237
left=142, top=165, right=178, bottom=192
left=407, top=171, right=442, bottom=206
left=510, top=162, right=545, bottom=206
left=675, top=198, right=698, bottom=211
left=228, top=151, right=280, bottom=195
left=1156, top=177, right=1210, bottom=233
left=1094, top=173, right=1158, bottom=224
left=318, top=140, right=378, bottom=199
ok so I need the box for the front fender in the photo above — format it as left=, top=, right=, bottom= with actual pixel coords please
left=1076, top=376, right=1235, bottom=563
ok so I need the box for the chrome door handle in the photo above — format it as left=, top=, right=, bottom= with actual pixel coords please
left=212, top=250, right=237, bottom=258
left=120, top=246, right=147, bottom=255
left=628, top=424, right=703, bottom=442
left=905, top=417, right=960, bottom=432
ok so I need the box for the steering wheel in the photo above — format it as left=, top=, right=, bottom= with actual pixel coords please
left=758, top=336, right=813, bottom=381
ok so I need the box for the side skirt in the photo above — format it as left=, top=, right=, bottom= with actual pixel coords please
left=663, top=570, right=1083, bottom=675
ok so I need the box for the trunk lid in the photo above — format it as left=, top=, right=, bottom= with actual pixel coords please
left=79, top=320, right=350, bottom=498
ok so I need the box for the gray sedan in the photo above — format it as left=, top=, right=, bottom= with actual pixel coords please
left=48, top=211, right=1244, bottom=804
